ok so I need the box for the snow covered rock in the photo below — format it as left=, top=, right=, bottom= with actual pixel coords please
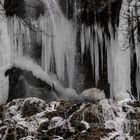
left=0, top=98, right=140, bottom=139
left=80, top=88, right=106, bottom=101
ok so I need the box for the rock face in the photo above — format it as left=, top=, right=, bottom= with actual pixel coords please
left=0, top=98, right=140, bottom=140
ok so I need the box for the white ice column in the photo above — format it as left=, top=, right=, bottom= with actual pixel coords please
left=114, top=0, right=131, bottom=97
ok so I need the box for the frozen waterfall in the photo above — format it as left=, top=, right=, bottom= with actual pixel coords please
left=6, top=0, right=76, bottom=88
left=0, top=0, right=139, bottom=102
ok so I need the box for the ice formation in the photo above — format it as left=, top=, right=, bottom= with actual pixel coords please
left=0, top=0, right=139, bottom=103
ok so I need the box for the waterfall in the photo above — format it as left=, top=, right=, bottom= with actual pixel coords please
left=114, top=0, right=131, bottom=97
left=79, top=16, right=116, bottom=98
left=77, top=0, right=138, bottom=99
left=0, top=2, right=11, bottom=103
left=0, top=0, right=139, bottom=102
left=6, top=0, right=76, bottom=88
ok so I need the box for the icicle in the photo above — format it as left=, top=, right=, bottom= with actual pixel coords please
left=90, top=28, right=95, bottom=77
left=132, top=0, right=140, bottom=100
left=80, top=23, right=109, bottom=87
left=81, top=25, right=85, bottom=56
left=0, top=6, right=11, bottom=104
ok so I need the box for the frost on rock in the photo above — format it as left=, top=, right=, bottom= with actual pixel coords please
left=0, top=97, right=140, bottom=139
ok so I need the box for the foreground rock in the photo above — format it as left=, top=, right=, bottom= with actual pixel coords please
left=0, top=98, right=140, bottom=139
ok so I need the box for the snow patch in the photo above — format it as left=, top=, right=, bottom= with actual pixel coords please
left=81, top=120, right=90, bottom=130
left=48, top=117, right=66, bottom=130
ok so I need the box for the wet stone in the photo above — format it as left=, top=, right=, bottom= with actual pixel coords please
left=22, top=98, right=47, bottom=117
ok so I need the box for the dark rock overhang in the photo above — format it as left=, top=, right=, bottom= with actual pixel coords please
left=4, top=0, right=45, bottom=20
left=5, top=67, right=53, bottom=102
left=58, top=0, right=122, bottom=28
